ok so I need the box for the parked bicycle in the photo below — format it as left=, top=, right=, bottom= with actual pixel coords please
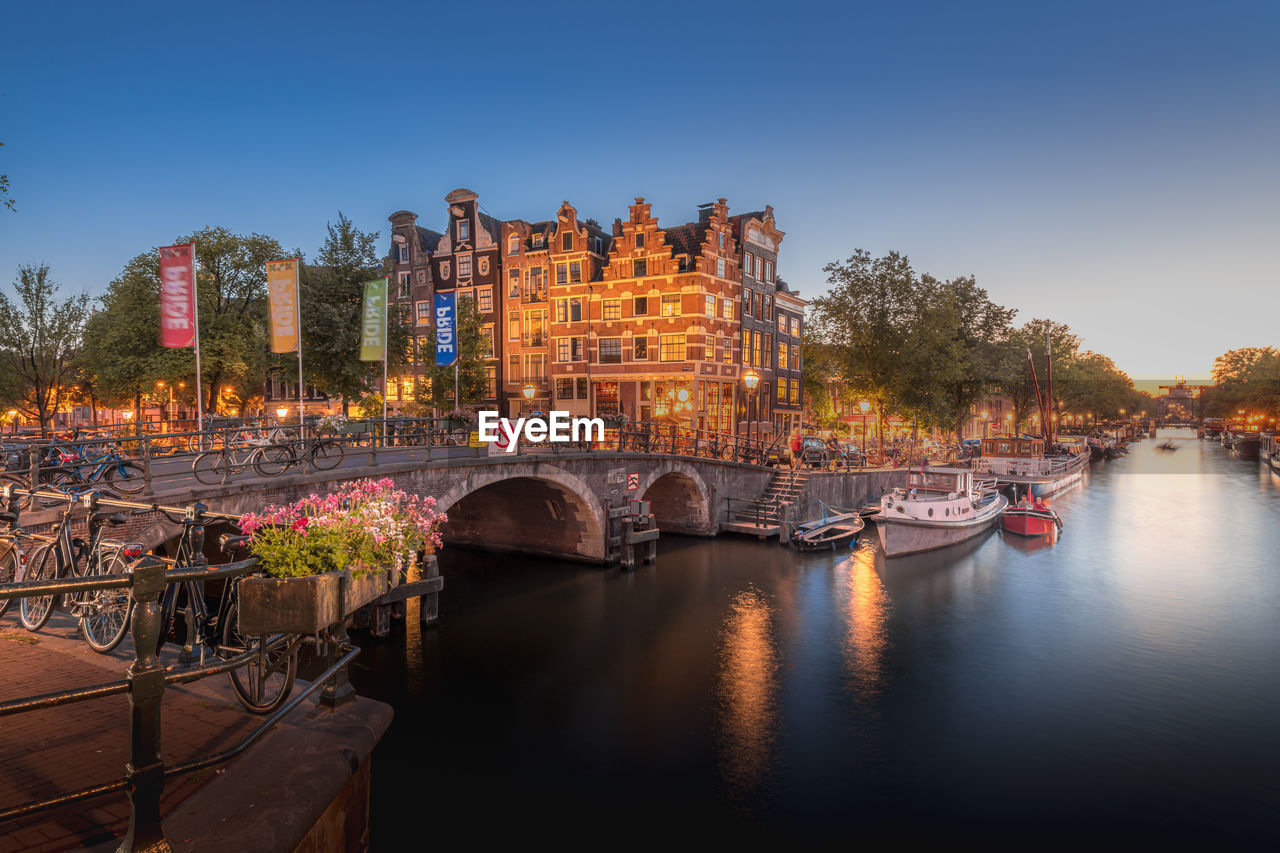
left=192, top=438, right=294, bottom=485
left=0, top=491, right=26, bottom=619
left=45, top=441, right=146, bottom=496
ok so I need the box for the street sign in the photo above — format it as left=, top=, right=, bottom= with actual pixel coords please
left=627, top=472, right=639, bottom=491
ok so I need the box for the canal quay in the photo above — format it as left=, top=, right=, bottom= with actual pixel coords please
left=344, top=429, right=1280, bottom=844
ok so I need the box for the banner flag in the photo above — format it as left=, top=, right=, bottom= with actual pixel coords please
left=360, top=279, right=387, bottom=361
left=266, top=259, right=300, bottom=354
left=434, top=292, right=457, bottom=367
left=158, top=244, right=197, bottom=348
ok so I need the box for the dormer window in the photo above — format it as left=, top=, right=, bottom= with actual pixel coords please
left=533, top=233, right=544, bottom=248
left=508, top=235, right=520, bottom=255
left=457, top=220, right=470, bottom=241
left=562, top=232, right=573, bottom=252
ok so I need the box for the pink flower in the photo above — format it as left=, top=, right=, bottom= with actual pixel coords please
left=292, top=516, right=310, bottom=532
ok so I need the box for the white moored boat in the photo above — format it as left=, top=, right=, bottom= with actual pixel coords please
left=972, top=435, right=1089, bottom=499
left=874, top=467, right=1008, bottom=558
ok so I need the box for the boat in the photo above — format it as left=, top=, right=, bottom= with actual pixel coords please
left=973, top=435, right=1089, bottom=499
left=873, top=467, right=1008, bottom=557
left=1230, top=431, right=1260, bottom=460
left=1203, top=417, right=1224, bottom=439
left=999, top=489, right=1063, bottom=538
left=1269, top=451, right=1280, bottom=475
left=791, top=502, right=865, bottom=551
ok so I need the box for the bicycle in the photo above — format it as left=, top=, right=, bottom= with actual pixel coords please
left=0, top=491, right=26, bottom=619
left=18, top=490, right=140, bottom=654
left=151, top=501, right=299, bottom=713
left=192, top=439, right=294, bottom=485
left=45, top=442, right=146, bottom=496
left=251, top=433, right=345, bottom=473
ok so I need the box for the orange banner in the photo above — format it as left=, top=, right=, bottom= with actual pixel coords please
left=266, top=259, right=299, bottom=354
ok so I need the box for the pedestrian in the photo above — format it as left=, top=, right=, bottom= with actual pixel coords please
left=790, top=428, right=802, bottom=470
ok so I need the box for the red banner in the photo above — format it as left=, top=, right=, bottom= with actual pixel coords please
left=159, top=243, right=196, bottom=348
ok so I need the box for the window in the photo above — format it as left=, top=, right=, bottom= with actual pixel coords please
left=569, top=261, right=581, bottom=282
left=634, top=337, right=648, bottom=360
left=721, top=338, right=731, bottom=363
left=571, top=298, right=582, bottom=322
left=478, top=287, right=493, bottom=313
left=635, top=232, right=645, bottom=249
left=509, top=268, right=520, bottom=297
left=556, top=337, right=583, bottom=362
left=603, top=299, right=621, bottom=321
left=479, top=326, right=494, bottom=359
left=556, top=378, right=574, bottom=399
left=397, top=245, right=409, bottom=263
left=416, top=301, right=431, bottom=324
left=478, top=257, right=489, bottom=276
left=721, top=298, right=731, bottom=319
left=764, top=295, right=772, bottom=320
left=418, top=270, right=426, bottom=285
left=660, top=294, right=680, bottom=317
left=458, top=255, right=472, bottom=279
left=779, top=342, right=788, bottom=369
left=485, top=366, right=496, bottom=397
left=509, top=313, right=520, bottom=341
left=719, top=232, right=725, bottom=249
left=778, top=314, right=787, bottom=333
left=764, top=334, right=773, bottom=368
left=754, top=292, right=763, bottom=320
left=704, top=337, right=714, bottom=360
left=440, top=260, right=450, bottom=280
left=523, top=353, right=546, bottom=380
left=634, top=296, right=648, bottom=315
left=600, top=338, right=622, bottom=363
left=633, top=259, right=647, bottom=277
left=777, top=381, right=787, bottom=401
left=704, top=294, right=715, bottom=316
left=660, top=335, right=685, bottom=362
left=716, top=257, right=725, bottom=278
left=533, top=232, right=544, bottom=248
left=791, top=347, right=800, bottom=370
left=742, top=338, right=750, bottom=366
left=562, top=232, right=573, bottom=252
left=744, top=253, right=754, bottom=277
left=556, top=263, right=568, bottom=285
left=576, top=377, right=588, bottom=399
left=508, top=354, right=520, bottom=381
left=508, top=234, right=520, bottom=255
left=753, top=331, right=762, bottom=367
left=530, top=266, right=544, bottom=291
left=458, top=220, right=470, bottom=241
left=755, top=256, right=763, bottom=279
left=792, top=317, right=801, bottom=336
left=790, top=379, right=799, bottom=403
left=765, top=260, right=774, bottom=281
left=398, top=273, right=411, bottom=299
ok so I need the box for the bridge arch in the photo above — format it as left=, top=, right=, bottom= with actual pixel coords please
left=436, top=465, right=607, bottom=562
left=638, top=461, right=713, bottom=535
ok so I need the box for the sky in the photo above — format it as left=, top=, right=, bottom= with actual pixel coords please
left=1, top=0, right=1276, bottom=381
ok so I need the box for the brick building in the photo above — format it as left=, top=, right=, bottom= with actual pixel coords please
left=383, top=190, right=802, bottom=433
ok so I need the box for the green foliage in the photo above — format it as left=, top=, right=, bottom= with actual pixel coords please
left=357, top=394, right=384, bottom=418
left=0, top=141, right=13, bottom=213
left=416, top=297, right=490, bottom=410
left=0, top=264, right=89, bottom=434
left=297, top=213, right=410, bottom=404
left=993, top=319, right=1081, bottom=434
left=1203, top=347, right=1280, bottom=419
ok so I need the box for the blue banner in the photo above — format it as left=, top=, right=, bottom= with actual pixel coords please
left=435, top=292, right=457, bottom=367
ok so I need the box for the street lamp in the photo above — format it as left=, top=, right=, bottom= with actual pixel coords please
left=276, top=407, right=289, bottom=421
left=858, top=400, right=870, bottom=460
left=981, top=410, right=990, bottom=439
left=522, top=383, right=536, bottom=414
left=743, top=370, right=761, bottom=442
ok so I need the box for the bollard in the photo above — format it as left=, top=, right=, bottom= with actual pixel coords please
left=140, top=435, right=153, bottom=493
left=370, top=424, right=379, bottom=468
left=118, top=556, right=171, bottom=853
left=320, top=574, right=356, bottom=710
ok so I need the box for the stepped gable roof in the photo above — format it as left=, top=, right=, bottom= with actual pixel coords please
left=728, top=210, right=767, bottom=241
left=663, top=221, right=709, bottom=259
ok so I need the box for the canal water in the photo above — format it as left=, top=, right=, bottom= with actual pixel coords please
left=350, top=430, right=1280, bottom=843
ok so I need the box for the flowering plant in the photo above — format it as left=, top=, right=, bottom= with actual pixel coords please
left=238, top=478, right=446, bottom=579
left=443, top=407, right=477, bottom=426
left=317, top=414, right=351, bottom=434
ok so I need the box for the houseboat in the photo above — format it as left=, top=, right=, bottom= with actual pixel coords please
left=873, top=467, right=1007, bottom=558
left=972, top=435, right=1089, bottom=499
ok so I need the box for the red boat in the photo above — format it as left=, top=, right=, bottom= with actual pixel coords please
left=1000, top=492, right=1063, bottom=538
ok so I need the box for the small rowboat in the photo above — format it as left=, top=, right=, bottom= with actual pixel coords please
left=1000, top=490, right=1063, bottom=538
left=792, top=502, right=865, bottom=551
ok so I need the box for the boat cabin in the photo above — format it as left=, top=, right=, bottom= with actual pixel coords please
left=904, top=468, right=972, bottom=495
left=980, top=437, right=1044, bottom=458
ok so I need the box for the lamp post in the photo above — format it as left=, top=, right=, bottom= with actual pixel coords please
left=981, top=410, right=990, bottom=439
left=522, top=383, right=536, bottom=415
left=276, top=407, right=289, bottom=423
left=858, top=400, right=870, bottom=464
left=743, top=369, right=760, bottom=443
left=585, top=284, right=594, bottom=419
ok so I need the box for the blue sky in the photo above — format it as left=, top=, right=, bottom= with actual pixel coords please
left=2, top=0, right=1276, bottom=379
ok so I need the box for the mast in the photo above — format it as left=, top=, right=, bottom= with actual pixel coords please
left=1028, top=347, right=1049, bottom=445
left=1045, top=330, right=1055, bottom=444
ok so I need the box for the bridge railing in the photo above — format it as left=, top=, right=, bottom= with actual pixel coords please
left=613, top=421, right=783, bottom=467
left=0, top=490, right=361, bottom=850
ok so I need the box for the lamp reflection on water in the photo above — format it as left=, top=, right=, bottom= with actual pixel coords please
left=715, top=586, right=778, bottom=791
left=837, top=544, right=890, bottom=695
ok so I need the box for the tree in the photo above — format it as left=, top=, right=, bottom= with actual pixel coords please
left=994, top=319, right=1081, bottom=435
left=171, top=226, right=282, bottom=415
left=1204, top=347, right=1280, bottom=419
left=415, top=298, right=489, bottom=411
left=1, top=142, right=13, bottom=213
left=0, top=265, right=89, bottom=435
left=298, top=213, right=411, bottom=412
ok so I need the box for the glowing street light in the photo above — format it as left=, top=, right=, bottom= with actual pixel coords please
left=743, top=370, right=761, bottom=442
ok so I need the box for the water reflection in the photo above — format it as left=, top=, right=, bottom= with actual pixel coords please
left=715, top=586, right=779, bottom=792
left=837, top=544, right=890, bottom=695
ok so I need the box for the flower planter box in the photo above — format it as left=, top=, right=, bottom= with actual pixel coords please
left=237, top=567, right=400, bottom=635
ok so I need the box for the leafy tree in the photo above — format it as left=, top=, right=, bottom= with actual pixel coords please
left=1, top=141, right=13, bottom=213
left=0, top=265, right=89, bottom=435
left=994, top=319, right=1081, bottom=435
left=297, top=213, right=411, bottom=413
left=415, top=298, right=489, bottom=411
left=1204, top=347, right=1280, bottom=419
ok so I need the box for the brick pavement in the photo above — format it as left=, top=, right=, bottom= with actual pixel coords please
left=0, top=611, right=275, bottom=852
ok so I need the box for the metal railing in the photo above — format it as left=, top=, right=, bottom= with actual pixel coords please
left=0, top=490, right=360, bottom=850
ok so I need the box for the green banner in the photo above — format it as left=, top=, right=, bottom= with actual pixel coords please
left=359, top=279, right=386, bottom=361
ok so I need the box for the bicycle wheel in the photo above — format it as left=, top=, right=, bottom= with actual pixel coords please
left=193, top=451, right=228, bottom=485
left=310, top=440, right=343, bottom=470
left=429, top=429, right=447, bottom=447
left=79, top=549, right=133, bottom=653
left=251, top=444, right=295, bottom=477
left=0, top=474, right=32, bottom=511
left=105, top=460, right=146, bottom=494
left=223, top=600, right=297, bottom=714
left=0, top=542, right=16, bottom=618
left=19, top=543, right=57, bottom=631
